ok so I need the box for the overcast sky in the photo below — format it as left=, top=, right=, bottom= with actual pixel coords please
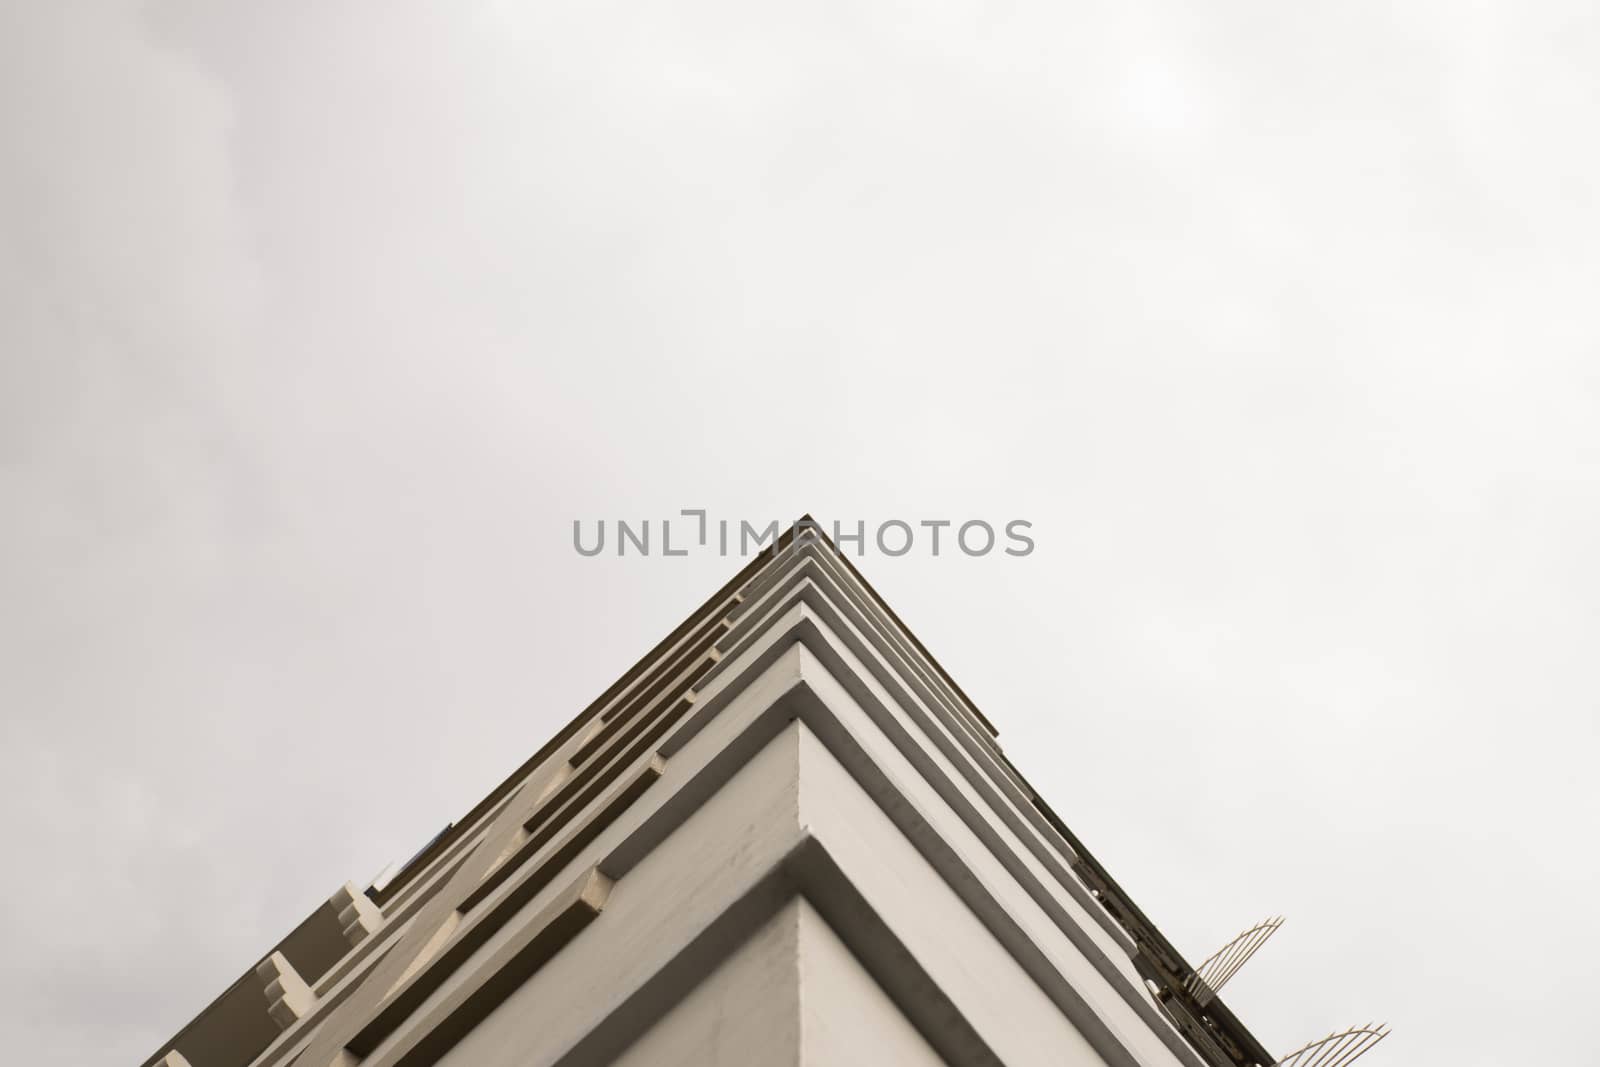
left=3, top=1, right=1597, bottom=1064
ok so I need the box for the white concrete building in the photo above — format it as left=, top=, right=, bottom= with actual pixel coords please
left=145, top=526, right=1364, bottom=1067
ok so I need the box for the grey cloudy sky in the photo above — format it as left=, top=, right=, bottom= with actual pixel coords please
left=2, top=0, right=1596, bottom=1063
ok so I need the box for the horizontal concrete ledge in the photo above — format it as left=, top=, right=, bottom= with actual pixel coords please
left=466, top=757, right=664, bottom=913
left=363, top=867, right=614, bottom=1067
left=344, top=763, right=663, bottom=1057
left=552, top=835, right=1004, bottom=1067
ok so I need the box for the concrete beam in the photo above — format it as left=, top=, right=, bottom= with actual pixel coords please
left=256, top=952, right=317, bottom=1031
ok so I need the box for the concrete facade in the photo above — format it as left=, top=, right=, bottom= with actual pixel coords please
left=144, top=530, right=1286, bottom=1067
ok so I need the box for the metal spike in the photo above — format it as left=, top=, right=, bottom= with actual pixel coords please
left=1274, top=1023, right=1390, bottom=1067
left=1184, top=916, right=1285, bottom=1005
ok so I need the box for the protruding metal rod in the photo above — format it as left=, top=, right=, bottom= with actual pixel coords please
left=1273, top=1023, right=1390, bottom=1067
left=1184, top=915, right=1285, bottom=1005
